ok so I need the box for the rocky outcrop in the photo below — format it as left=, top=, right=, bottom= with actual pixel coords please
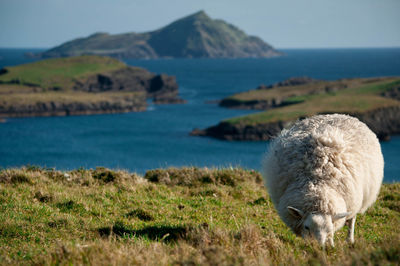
left=265, top=76, right=318, bottom=88
left=74, top=68, right=184, bottom=103
left=190, top=121, right=290, bottom=141
left=353, top=106, right=400, bottom=141
left=147, top=74, right=185, bottom=104
left=35, top=11, right=282, bottom=59
left=191, top=106, right=400, bottom=141
left=219, top=98, right=286, bottom=110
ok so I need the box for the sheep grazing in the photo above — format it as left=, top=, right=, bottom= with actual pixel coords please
left=262, top=114, right=384, bottom=246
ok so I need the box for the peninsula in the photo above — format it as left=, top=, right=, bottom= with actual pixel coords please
left=0, top=55, right=184, bottom=118
left=192, top=77, right=400, bottom=141
left=33, top=11, right=282, bottom=59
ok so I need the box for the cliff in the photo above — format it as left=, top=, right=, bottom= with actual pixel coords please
left=35, top=11, right=282, bottom=59
left=0, top=55, right=184, bottom=118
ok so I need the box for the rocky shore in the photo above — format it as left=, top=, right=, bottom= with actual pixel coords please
left=192, top=77, right=400, bottom=141
left=191, top=106, right=400, bottom=141
left=0, top=94, right=147, bottom=118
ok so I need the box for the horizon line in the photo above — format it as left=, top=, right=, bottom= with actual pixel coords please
left=1, top=46, right=400, bottom=50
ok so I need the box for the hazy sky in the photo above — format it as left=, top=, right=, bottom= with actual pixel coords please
left=1, top=0, right=399, bottom=49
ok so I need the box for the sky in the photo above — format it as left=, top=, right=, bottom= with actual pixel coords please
left=0, top=0, right=399, bottom=49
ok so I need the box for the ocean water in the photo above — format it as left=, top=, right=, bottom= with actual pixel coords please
left=0, top=48, right=399, bottom=182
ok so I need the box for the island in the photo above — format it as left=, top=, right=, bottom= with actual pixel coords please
left=32, top=11, right=282, bottom=59
left=0, top=55, right=184, bottom=118
left=191, top=77, right=400, bottom=141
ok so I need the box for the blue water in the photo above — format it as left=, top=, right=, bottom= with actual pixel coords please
left=0, top=48, right=399, bottom=182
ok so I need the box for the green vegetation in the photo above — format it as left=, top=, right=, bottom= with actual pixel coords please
left=0, top=55, right=126, bottom=90
left=225, top=78, right=400, bottom=125
left=0, top=55, right=174, bottom=117
left=0, top=167, right=398, bottom=265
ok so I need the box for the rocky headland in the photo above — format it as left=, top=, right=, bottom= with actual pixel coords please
left=33, top=11, right=282, bottom=59
left=0, top=55, right=184, bottom=118
left=192, top=77, right=400, bottom=141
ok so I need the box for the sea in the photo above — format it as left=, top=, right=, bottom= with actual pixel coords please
left=0, top=48, right=399, bottom=183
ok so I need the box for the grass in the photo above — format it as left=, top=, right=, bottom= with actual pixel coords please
left=0, top=55, right=150, bottom=117
left=0, top=166, right=398, bottom=265
left=226, top=78, right=400, bottom=125
left=0, top=55, right=126, bottom=90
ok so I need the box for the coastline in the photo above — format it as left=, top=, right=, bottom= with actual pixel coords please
left=192, top=77, right=400, bottom=141
left=192, top=105, right=400, bottom=142
left=0, top=55, right=185, bottom=119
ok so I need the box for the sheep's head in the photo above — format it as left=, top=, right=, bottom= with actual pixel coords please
left=287, top=206, right=350, bottom=246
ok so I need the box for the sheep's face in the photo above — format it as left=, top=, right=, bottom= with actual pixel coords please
left=288, top=206, right=351, bottom=246
left=303, top=213, right=334, bottom=246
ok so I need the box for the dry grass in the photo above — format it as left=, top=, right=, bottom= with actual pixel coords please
left=0, top=167, right=398, bottom=265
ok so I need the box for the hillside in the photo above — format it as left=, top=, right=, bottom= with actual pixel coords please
left=35, top=11, right=282, bottom=59
left=0, top=166, right=398, bottom=265
left=0, top=56, right=183, bottom=118
left=192, top=77, right=400, bottom=141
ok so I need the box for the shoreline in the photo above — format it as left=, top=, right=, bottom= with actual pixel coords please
left=0, top=106, right=147, bottom=119
left=191, top=106, right=400, bottom=141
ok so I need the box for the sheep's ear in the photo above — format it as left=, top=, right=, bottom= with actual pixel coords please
left=333, top=212, right=351, bottom=221
left=287, top=206, right=304, bottom=219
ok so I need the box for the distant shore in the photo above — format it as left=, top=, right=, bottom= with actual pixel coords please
left=192, top=77, right=400, bottom=141
left=0, top=55, right=185, bottom=119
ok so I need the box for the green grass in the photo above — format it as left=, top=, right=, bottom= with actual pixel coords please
left=225, top=78, right=400, bottom=125
left=0, top=167, right=398, bottom=265
left=0, top=55, right=126, bottom=90
left=0, top=55, right=150, bottom=117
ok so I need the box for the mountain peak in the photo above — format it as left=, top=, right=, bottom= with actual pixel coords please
left=173, top=10, right=211, bottom=24
left=189, top=10, right=209, bottom=19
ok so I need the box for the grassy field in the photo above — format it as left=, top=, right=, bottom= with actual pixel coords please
left=225, top=78, right=400, bottom=125
left=0, top=167, right=398, bottom=265
left=0, top=56, right=126, bottom=90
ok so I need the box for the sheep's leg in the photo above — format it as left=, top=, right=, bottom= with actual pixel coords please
left=347, top=216, right=356, bottom=244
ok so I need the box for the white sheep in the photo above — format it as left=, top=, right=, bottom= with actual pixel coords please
left=262, top=114, right=384, bottom=246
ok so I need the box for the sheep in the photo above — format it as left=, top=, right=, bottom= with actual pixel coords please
left=262, top=114, right=384, bottom=246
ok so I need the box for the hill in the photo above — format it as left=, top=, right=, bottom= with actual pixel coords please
left=192, top=77, right=400, bottom=141
left=35, top=11, right=282, bottom=59
left=0, top=166, right=398, bottom=265
left=0, top=55, right=183, bottom=118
